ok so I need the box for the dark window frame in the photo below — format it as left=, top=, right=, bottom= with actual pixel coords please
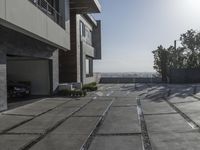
left=85, top=56, right=93, bottom=78
left=80, top=21, right=86, bottom=37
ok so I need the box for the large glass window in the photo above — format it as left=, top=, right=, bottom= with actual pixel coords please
left=85, top=28, right=92, bottom=45
left=80, top=21, right=86, bottom=37
left=80, top=21, right=92, bottom=46
left=86, top=57, right=93, bottom=77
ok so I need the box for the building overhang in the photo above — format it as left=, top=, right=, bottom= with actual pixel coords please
left=70, top=0, right=101, bottom=14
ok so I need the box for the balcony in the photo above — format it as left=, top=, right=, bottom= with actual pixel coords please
left=70, top=0, right=101, bottom=14
left=0, top=0, right=70, bottom=51
left=29, top=0, right=65, bottom=28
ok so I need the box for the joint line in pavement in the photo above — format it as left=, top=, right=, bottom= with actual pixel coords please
left=80, top=100, right=114, bottom=150
left=137, top=97, right=152, bottom=150
left=164, top=98, right=199, bottom=130
left=0, top=99, right=73, bottom=134
left=20, top=99, right=94, bottom=150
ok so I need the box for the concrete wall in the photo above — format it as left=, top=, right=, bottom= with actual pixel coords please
left=82, top=42, right=95, bottom=57
left=82, top=43, right=95, bottom=84
left=0, top=48, right=7, bottom=111
left=7, top=59, right=51, bottom=95
left=169, top=68, right=200, bottom=84
left=0, top=0, right=70, bottom=51
left=51, top=50, right=59, bottom=92
left=78, top=15, right=95, bottom=84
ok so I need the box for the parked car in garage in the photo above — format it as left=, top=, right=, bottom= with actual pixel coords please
left=7, top=81, right=31, bottom=98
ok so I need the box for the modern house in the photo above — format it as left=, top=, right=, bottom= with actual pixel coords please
left=59, top=0, right=101, bottom=84
left=0, top=0, right=102, bottom=111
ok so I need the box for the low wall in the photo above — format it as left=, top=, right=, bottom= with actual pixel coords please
left=100, top=77, right=162, bottom=84
left=169, top=68, right=200, bottom=84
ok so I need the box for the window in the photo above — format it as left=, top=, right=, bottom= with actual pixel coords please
left=80, top=21, right=86, bottom=37
left=80, top=21, right=92, bottom=45
left=85, top=28, right=92, bottom=45
left=86, top=57, right=93, bottom=77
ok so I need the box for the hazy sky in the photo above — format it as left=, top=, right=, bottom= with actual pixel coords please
left=94, top=0, right=200, bottom=72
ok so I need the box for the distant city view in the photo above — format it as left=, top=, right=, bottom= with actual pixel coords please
left=98, top=72, right=158, bottom=78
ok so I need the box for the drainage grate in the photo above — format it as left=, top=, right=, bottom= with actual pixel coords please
left=137, top=97, right=152, bottom=150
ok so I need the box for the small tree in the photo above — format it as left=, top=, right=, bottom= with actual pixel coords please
left=180, top=29, right=200, bottom=68
left=153, top=29, right=200, bottom=82
left=152, top=45, right=169, bottom=82
left=168, top=46, right=186, bottom=69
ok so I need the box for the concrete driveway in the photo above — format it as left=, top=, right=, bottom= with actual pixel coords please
left=1, top=84, right=200, bottom=150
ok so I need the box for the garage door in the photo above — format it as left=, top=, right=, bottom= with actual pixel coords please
left=7, top=57, right=51, bottom=95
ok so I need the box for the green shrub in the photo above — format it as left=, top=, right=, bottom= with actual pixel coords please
left=82, top=82, right=98, bottom=91
left=90, top=82, right=97, bottom=86
left=57, top=90, right=86, bottom=97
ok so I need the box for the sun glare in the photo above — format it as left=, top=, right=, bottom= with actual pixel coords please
left=185, top=0, right=200, bottom=12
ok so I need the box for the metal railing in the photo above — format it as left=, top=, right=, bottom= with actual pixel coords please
left=29, top=0, right=65, bottom=28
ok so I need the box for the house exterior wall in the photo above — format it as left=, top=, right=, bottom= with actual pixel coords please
left=0, top=0, right=70, bottom=111
left=0, top=0, right=101, bottom=111
left=59, top=12, right=78, bottom=83
left=0, top=48, right=7, bottom=111
left=59, top=13, right=101, bottom=85
left=0, top=0, right=70, bottom=51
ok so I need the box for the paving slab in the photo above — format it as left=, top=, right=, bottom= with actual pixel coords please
left=0, top=114, right=32, bottom=132
left=110, top=91, right=130, bottom=97
left=74, top=100, right=112, bottom=116
left=112, top=98, right=137, bottom=107
left=30, top=117, right=100, bottom=150
left=3, top=98, right=69, bottom=116
left=168, top=96, right=198, bottom=104
left=58, top=99, right=91, bottom=107
left=93, top=97, right=115, bottom=101
left=181, top=112, right=200, bottom=127
left=174, top=101, right=200, bottom=113
left=145, top=114, right=192, bottom=132
left=141, top=101, right=176, bottom=115
left=52, top=117, right=100, bottom=134
left=0, top=134, right=39, bottom=150
left=9, top=106, right=79, bottom=134
left=98, top=84, right=126, bottom=91
left=88, top=135, right=143, bottom=150
left=41, top=98, right=71, bottom=102
left=194, top=86, right=200, bottom=97
left=150, top=131, right=200, bottom=150
left=30, top=133, right=88, bottom=150
left=94, top=91, right=114, bottom=97
left=98, top=107, right=141, bottom=134
left=111, top=92, right=138, bottom=98
left=170, top=86, right=194, bottom=97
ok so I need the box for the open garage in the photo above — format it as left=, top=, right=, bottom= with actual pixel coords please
left=7, top=55, right=52, bottom=96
